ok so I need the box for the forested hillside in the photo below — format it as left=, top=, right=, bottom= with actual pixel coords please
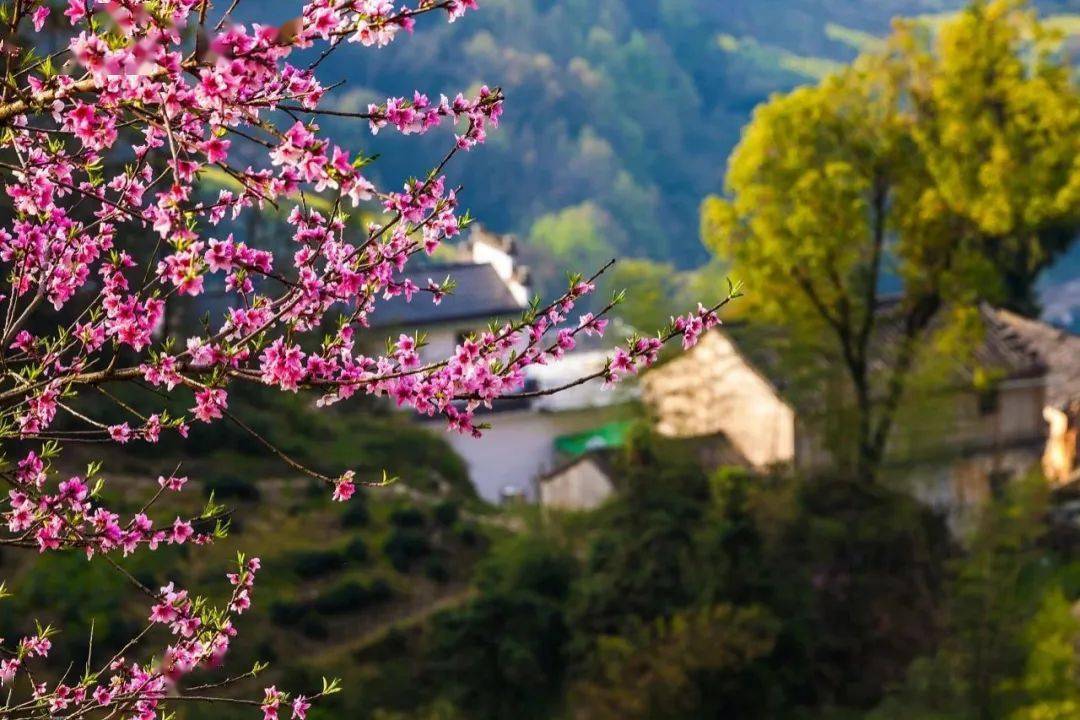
left=242, top=0, right=1080, bottom=273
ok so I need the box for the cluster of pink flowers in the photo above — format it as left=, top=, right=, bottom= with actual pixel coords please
left=368, top=85, right=503, bottom=149
left=261, top=685, right=312, bottom=720
left=0, top=630, right=52, bottom=688
left=300, top=0, right=477, bottom=47
left=5, top=450, right=209, bottom=556
left=1, top=556, right=264, bottom=719
left=673, top=303, right=724, bottom=350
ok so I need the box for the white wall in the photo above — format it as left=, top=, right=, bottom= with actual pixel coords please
left=470, top=237, right=529, bottom=305
left=435, top=407, right=618, bottom=502
left=419, top=327, right=458, bottom=364
left=470, top=239, right=515, bottom=283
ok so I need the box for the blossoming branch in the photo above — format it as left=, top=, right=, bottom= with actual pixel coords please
left=0, top=1, right=737, bottom=718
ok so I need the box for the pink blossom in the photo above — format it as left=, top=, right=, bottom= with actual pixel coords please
left=158, top=475, right=188, bottom=491
left=332, top=473, right=356, bottom=502
left=193, top=388, right=228, bottom=423
left=169, top=518, right=194, bottom=545
left=64, top=1, right=87, bottom=26
left=0, top=659, right=19, bottom=685
left=0, top=1, right=715, bottom=716
left=30, top=6, right=49, bottom=30
left=108, top=424, right=132, bottom=443
left=262, top=686, right=283, bottom=720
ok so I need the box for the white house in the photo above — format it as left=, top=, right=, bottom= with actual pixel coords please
left=369, top=225, right=636, bottom=503
left=370, top=226, right=531, bottom=362
left=445, top=350, right=635, bottom=502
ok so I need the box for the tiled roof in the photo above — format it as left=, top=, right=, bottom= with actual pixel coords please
left=974, top=305, right=1048, bottom=381
left=368, top=262, right=524, bottom=329
left=538, top=450, right=618, bottom=485
left=987, top=306, right=1080, bottom=408
left=712, top=303, right=1053, bottom=411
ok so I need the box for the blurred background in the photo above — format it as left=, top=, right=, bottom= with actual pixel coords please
left=12, top=1, right=1080, bottom=718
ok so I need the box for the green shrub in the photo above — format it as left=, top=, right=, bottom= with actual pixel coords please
left=291, top=549, right=345, bottom=578
left=254, top=640, right=278, bottom=664
left=344, top=536, right=369, bottom=564
left=368, top=578, right=393, bottom=603
left=424, top=556, right=451, bottom=583
left=389, top=506, right=425, bottom=528
left=340, top=498, right=370, bottom=528
left=204, top=475, right=261, bottom=502
left=383, top=528, right=431, bottom=572
left=432, top=500, right=459, bottom=527
left=457, top=524, right=480, bottom=547
left=269, top=600, right=305, bottom=626
left=299, top=613, right=328, bottom=640
left=311, top=581, right=369, bottom=614
left=311, top=579, right=395, bottom=614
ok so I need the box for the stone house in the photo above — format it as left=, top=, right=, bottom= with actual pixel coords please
left=538, top=452, right=618, bottom=512
left=983, top=309, right=1080, bottom=485
left=642, top=305, right=1059, bottom=511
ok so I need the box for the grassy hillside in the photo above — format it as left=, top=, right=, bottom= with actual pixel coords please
left=0, top=389, right=499, bottom=719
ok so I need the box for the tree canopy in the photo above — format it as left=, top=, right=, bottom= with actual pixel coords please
left=703, top=0, right=1080, bottom=478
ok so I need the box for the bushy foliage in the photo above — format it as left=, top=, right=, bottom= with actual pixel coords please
left=424, top=535, right=577, bottom=720
left=703, top=0, right=1080, bottom=478
left=290, top=549, right=347, bottom=580
left=432, top=500, right=460, bottom=528
left=204, top=474, right=262, bottom=502
left=869, top=477, right=1080, bottom=720
left=569, top=604, right=780, bottom=720
left=383, top=527, right=433, bottom=572
left=398, top=433, right=959, bottom=719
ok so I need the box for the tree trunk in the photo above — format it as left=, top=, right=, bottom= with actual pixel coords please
left=853, top=372, right=880, bottom=483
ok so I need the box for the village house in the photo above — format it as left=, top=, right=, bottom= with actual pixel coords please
left=537, top=451, right=618, bottom=512
left=536, top=429, right=749, bottom=511
left=985, top=309, right=1080, bottom=485
left=641, top=305, right=1077, bottom=514
left=442, top=350, right=636, bottom=504
left=370, top=225, right=636, bottom=503
left=370, top=226, right=531, bottom=362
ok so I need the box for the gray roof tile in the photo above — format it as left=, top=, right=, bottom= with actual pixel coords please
left=368, top=262, right=524, bottom=329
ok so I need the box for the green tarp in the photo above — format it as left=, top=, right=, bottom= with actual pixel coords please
left=553, top=421, right=632, bottom=457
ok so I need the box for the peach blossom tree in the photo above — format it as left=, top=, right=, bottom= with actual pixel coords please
left=0, top=1, right=733, bottom=718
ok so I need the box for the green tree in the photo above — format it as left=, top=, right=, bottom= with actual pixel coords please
left=702, top=0, right=1080, bottom=480
left=423, top=535, right=577, bottom=720
left=568, top=432, right=710, bottom=642
left=869, top=476, right=1071, bottom=720
left=1007, top=589, right=1080, bottom=720
left=605, top=258, right=679, bottom=331
left=527, top=203, right=619, bottom=297
left=569, top=604, right=779, bottom=720
left=765, top=476, right=952, bottom=708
